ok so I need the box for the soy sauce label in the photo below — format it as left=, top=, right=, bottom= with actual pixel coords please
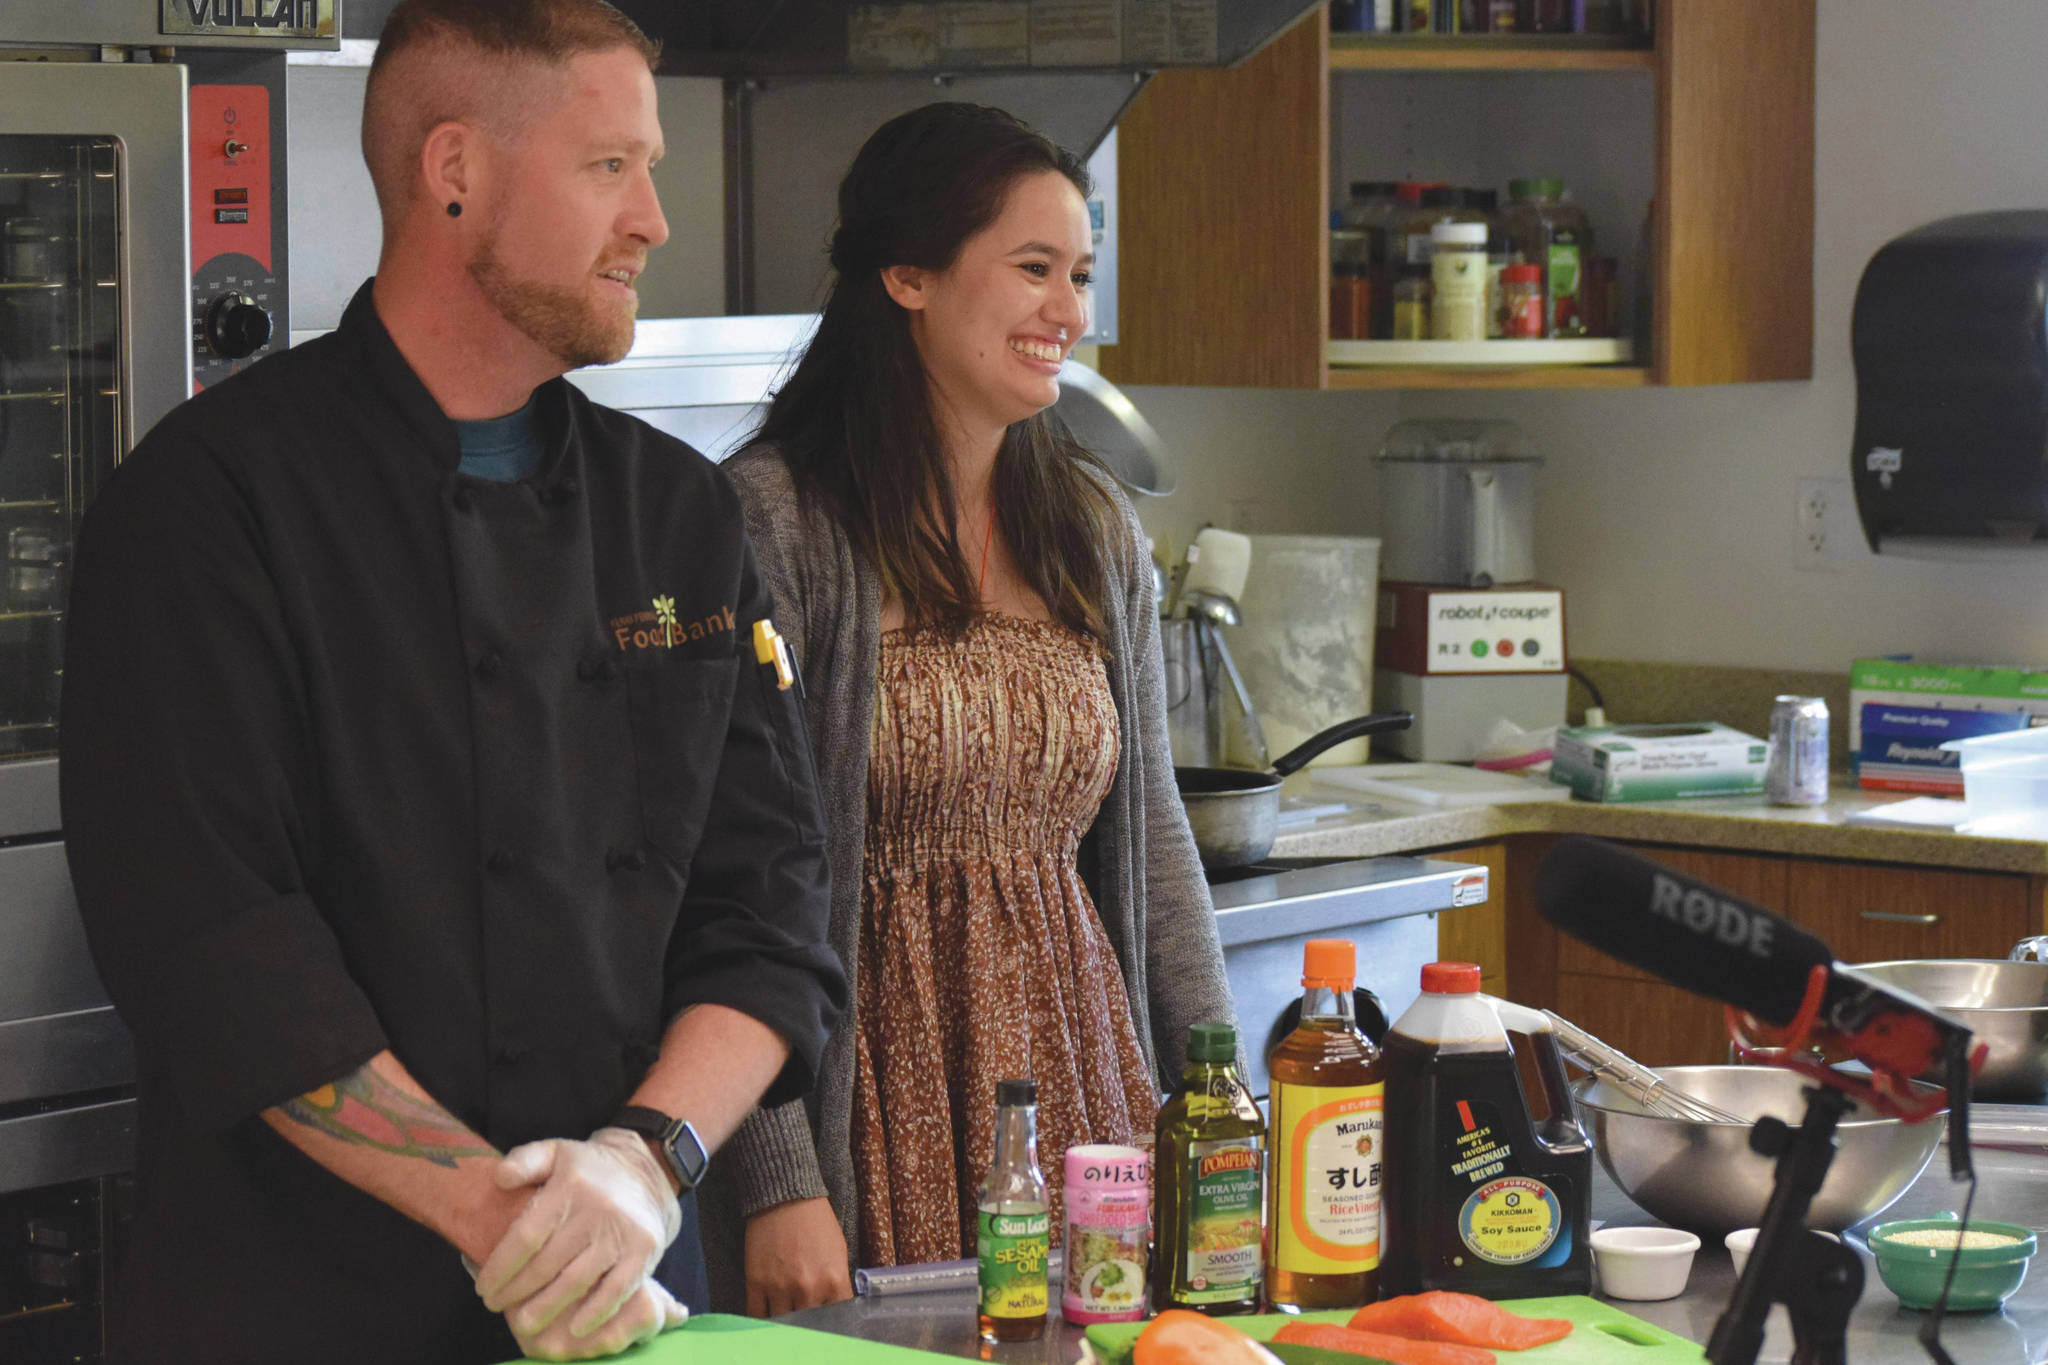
left=1458, top=1176, right=1562, bottom=1265
left=978, top=1210, right=1050, bottom=1318
left=1448, top=1099, right=1510, bottom=1185
left=1272, top=1081, right=1383, bottom=1273
left=1183, top=1138, right=1264, bottom=1301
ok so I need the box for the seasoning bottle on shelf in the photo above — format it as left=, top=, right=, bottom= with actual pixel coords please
left=1504, top=177, right=1594, bottom=338
left=1154, top=1022, right=1266, bottom=1316
left=1429, top=222, right=1490, bottom=341
left=1266, top=938, right=1385, bottom=1311
left=1401, top=185, right=1459, bottom=270
left=976, top=1079, right=1050, bottom=1344
left=1391, top=268, right=1431, bottom=341
left=1498, top=263, right=1545, bottom=338
left=1330, top=227, right=1374, bottom=340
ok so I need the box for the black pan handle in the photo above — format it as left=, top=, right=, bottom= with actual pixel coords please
left=1269, top=711, right=1414, bottom=778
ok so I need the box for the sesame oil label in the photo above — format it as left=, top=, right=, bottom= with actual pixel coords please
left=977, top=1209, right=1049, bottom=1319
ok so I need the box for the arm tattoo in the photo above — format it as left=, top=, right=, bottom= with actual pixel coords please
left=277, top=1067, right=496, bottom=1170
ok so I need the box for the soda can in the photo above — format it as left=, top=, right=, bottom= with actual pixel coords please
left=1766, top=695, right=1830, bottom=806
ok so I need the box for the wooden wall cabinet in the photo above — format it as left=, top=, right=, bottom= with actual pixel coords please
left=1511, top=839, right=2043, bottom=1068
left=1099, top=0, right=1815, bottom=392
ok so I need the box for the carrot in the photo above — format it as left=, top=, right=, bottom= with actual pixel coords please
left=1272, top=1320, right=1496, bottom=1365
left=1348, top=1292, right=1573, bottom=1350
left=1134, top=1309, right=1288, bottom=1365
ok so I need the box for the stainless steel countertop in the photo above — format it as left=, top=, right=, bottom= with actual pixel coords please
left=782, top=1105, right=2048, bottom=1364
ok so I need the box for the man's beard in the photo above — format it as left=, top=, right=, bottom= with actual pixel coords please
left=467, top=225, right=635, bottom=369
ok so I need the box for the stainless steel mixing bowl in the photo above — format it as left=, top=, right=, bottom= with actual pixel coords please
left=1573, top=1065, right=1945, bottom=1236
left=1854, top=959, right=2048, bottom=1101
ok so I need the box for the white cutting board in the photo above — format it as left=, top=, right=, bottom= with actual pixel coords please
left=1313, top=762, right=1573, bottom=807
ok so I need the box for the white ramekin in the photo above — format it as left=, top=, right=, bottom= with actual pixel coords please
left=1592, top=1226, right=1702, bottom=1301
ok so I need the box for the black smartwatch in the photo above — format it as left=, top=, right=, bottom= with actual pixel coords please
left=611, top=1105, right=710, bottom=1196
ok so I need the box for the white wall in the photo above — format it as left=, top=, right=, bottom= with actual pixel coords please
left=1127, top=0, right=2048, bottom=671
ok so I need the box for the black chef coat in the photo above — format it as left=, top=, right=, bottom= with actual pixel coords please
left=59, top=281, right=845, bottom=1365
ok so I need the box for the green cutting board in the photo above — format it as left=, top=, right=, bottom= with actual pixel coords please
left=1083, top=1298, right=1704, bottom=1365
left=500, top=1313, right=959, bottom=1364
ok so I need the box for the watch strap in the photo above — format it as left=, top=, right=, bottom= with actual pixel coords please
left=612, top=1104, right=709, bottom=1195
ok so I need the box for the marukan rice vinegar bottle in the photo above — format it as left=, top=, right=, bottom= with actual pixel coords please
left=1265, top=938, right=1385, bottom=1310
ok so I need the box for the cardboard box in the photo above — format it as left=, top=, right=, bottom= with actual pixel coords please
left=1857, top=703, right=2032, bottom=794
left=1550, top=723, right=1768, bottom=802
left=1849, top=658, right=2048, bottom=789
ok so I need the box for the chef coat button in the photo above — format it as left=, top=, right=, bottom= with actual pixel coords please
left=578, top=654, right=615, bottom=683
left=475, top=651, right=502, bottom=680
left=606, top=846, right=646, bottom=873
left=486, top=848, right=515, bottom=875
left=496, top=1043, right=529, bottom=1066
left=548, top=478, right=579, bottom=506
left=451, top=486, right=474, bottom=513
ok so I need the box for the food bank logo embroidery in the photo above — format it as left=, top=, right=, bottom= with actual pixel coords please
left=611, top=595, right=735, bottom=652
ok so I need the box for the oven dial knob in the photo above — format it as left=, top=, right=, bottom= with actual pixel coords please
left=204, top=292, right=272, bottom=360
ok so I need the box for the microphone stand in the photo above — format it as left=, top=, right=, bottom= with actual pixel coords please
left=1706, top=1085, right=1864, bottom=1365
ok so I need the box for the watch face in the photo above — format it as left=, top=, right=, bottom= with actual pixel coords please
left=666, top=1119, right=709, bottom=1189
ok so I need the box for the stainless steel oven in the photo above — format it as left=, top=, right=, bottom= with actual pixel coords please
left=0, top=8, right=337, bottom=1358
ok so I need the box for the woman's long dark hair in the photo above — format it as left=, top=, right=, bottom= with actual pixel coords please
left=750, top=101, right=1118, bottom=644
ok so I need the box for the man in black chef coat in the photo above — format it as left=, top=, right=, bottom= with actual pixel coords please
left=57, top=2, right=845, bottom=1361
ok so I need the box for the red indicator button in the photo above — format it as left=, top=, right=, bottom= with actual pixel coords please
left=214, top=187, right=249, bottom=205
left=1497, top=639, right=1514, bottom=659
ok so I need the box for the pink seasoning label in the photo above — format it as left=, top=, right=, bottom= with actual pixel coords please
left=1062, top=1145, right=1150, bottom=1323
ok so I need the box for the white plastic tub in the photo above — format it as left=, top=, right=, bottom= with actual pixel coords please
left=1941, top=725, right=2048, bottom=828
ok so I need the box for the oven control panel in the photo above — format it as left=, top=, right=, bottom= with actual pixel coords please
left=189, top=77, right=284, bottom=392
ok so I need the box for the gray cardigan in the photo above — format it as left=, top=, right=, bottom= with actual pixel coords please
left=701, top=443, right=1235, bottom=1308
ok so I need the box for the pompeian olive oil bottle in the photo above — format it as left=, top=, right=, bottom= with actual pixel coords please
left=976, top=1079, right=1049, bottom=1344
left=1154, top=1022, right=1266, bottom=1315
left=1266, top=938, right=1385, bottom=1311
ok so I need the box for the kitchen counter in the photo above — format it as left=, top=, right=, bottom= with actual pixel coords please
left=782, top=1105, right=2048, bottom=1363
left=1267, top=775, right=2048, bottom=876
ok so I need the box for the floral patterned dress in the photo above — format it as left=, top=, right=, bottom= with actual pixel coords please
left=851, top=612, right=1160, bottom=1267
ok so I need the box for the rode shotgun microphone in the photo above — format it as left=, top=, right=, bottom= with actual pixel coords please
left=1535, top=835, right=1832, bottom=1027
left=1534, top=836, right=1982, bottom=1130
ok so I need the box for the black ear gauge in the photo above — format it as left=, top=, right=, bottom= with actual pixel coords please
left=446, top=201, right=463, bottom=218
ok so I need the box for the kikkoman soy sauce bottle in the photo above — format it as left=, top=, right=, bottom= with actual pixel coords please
left=1380, top=962, right=1592, bottom=1298
left=976, top=1079, right=1050, bottom=1343
left=1154, top=1021, right=1266, bottom=1315
left=1266, top=938, right=1386, bottom=1310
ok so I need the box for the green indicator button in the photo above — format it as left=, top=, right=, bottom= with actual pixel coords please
left=1472, top=639, right=1490, bottom=658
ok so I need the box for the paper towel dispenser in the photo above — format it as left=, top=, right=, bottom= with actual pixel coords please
left=1851, top=210, right=2048, bottom=557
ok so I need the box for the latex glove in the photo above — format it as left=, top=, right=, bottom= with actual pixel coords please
left=744, top=1196, right=854, bottom=1317
left=510, top=1275, right=689, bottom=1362
left=476, top=1127, right=682, bottom=1338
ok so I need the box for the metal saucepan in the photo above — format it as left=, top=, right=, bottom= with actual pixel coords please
left=1177, top=711, right=1413, bottom=870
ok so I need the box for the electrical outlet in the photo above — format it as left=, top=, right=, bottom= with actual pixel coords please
left=1795, top=476, right=1851, bottom=571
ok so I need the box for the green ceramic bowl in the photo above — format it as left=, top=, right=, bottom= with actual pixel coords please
left=1867, top=1215, right=2038, bottom=1312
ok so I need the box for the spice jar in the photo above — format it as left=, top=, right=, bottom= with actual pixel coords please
left=1329, top=229, right=1373, bottom=340
left=1428, top=222, right=1489, bottom=341
left=1498, top=263, right=1544, bottom=338
left=1504, top=177, right=1594, bottom=338
left=1391, top=268, right=1431, bottom=341
left=1401, top=185, right=1459, bottom=270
